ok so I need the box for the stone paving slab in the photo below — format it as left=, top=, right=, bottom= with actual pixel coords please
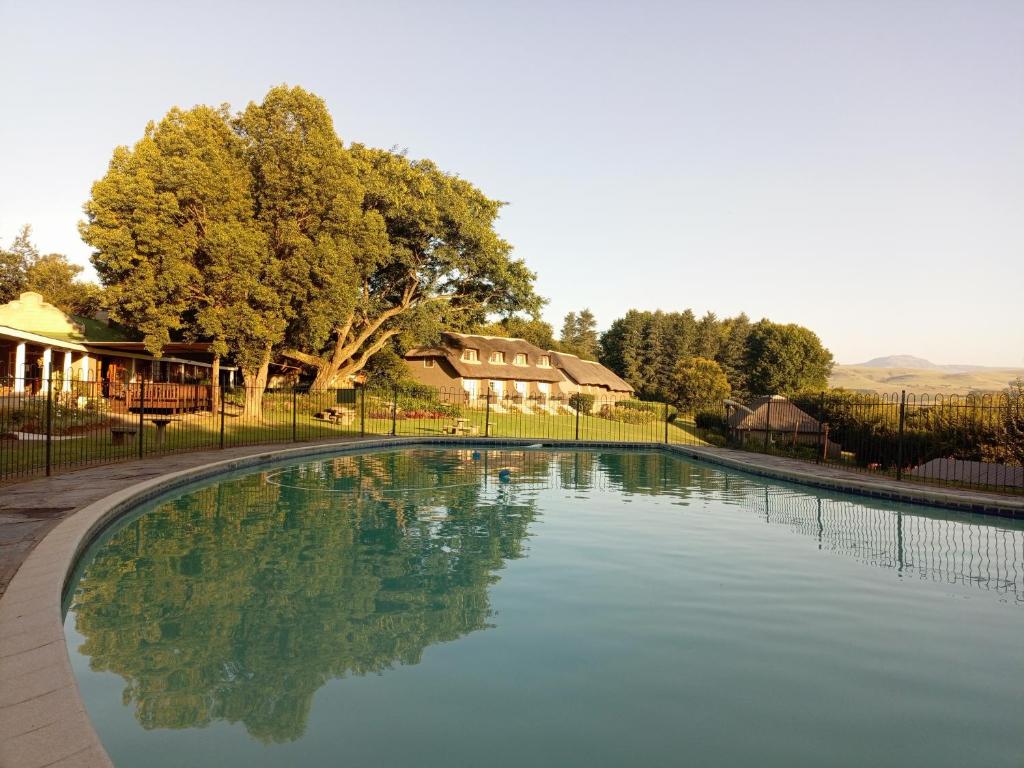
left=0, top=436, right=1021, bottom=768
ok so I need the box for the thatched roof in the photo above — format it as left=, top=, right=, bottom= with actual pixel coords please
left=548, top=351, right=634, bottom=393
left=728, top=395, right=820, bottom=433
left=406, top=333, right=565, bottom=382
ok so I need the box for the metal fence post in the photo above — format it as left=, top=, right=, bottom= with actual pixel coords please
left=664, top=402, right=669, bottom=444
left=391, top=384, right=398, bottom=436
left=896, top=389, right=907, bottom=481
left=484, top=389, right=491, bottom=437
left=138, top=379, right=145, bottom=459
left=292, top=387, right=298, bottom=442
left=219, top=384, right=226, bottom=449
left=359, top=385, right=366, bottom=438
left=763, top=396, right=772, bottom=452
left=574, top=398, right=580, bottom=441
left=45, top=375, right=53, bottom=476
left=816, top=391, right=825, bottom=464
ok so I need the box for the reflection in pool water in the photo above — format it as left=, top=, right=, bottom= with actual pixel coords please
left=65, top=449, right=1024, bottom=767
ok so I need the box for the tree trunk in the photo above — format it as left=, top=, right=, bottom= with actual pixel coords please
left=210, top=354, right=221, bottom=412
left=310, top=364, right=338, bottom=392
left=240, top=348, right=272, bottom=420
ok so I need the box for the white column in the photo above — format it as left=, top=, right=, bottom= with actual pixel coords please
left=62, top=352, right=73, bottom=392
left=13, top=342, right=26, bottom=393
left=41, top=348, right=52, bottom=392
left=129, top=358, right=137, bottom=383
left=79, top=353, right=91, bottom=383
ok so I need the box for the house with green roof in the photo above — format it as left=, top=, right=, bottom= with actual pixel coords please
left=0, top=292, right=229, bottom=396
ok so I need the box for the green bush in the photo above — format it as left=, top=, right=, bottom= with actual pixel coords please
left=568, top=393, right=595, bottom=413
left=616, top=400, right=662, bottom=413
left=597, top=405, right=657, bottom=424
left=694, top=410, right=728, bottom=433
left=616, top=399, right=678, bottom=422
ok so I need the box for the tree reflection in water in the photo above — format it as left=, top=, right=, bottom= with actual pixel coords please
left=68, top=449, right=546, bottom=743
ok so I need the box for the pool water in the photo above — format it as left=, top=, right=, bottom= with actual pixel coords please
left=64, top=448, right=1024, bottom=767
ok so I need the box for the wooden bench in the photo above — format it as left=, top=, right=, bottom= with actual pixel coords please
left=110, top=425, right=138, bottom=446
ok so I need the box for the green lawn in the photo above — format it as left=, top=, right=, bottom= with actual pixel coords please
left=1, top=399, right=708, bottom=482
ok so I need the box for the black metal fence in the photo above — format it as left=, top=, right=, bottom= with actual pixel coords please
left=723, top=389, right=1024, bottom=494
left=1, top=377, right=1021, bottom=495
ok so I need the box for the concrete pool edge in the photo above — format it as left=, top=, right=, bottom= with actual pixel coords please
left=1, top=437, right=1022, bottom=768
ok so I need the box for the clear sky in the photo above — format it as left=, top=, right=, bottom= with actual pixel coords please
left=1, top=0, right=1021, bottom=366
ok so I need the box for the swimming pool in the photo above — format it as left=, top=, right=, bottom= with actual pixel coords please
left=64, top=447, right=1024, bottom=767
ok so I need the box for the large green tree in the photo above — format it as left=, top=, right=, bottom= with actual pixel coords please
left=82, top=104, right=272, bottom=412
left=743, top=320, right=833, bottom=395
left=559, top=307, right=599, bottom=360
left=282, top=143, right=540, bottom=390
left=1, top=225, right=103, bottom=314
left=671, top=356, right=732, bottom=413
left=478, top=315, right=558, bottom=350
left=24, top=253, right=104, bottom=316
left=83, top=86, right=540, bottom=412
left=0, top=225, right=35, bottom=302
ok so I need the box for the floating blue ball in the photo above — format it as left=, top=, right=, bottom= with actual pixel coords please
left=498, top=469, right=512, bottom=482
left=472, top=451, right=481, bottom=460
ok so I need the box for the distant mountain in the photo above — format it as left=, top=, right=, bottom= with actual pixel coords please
left=855, top=355, right=1002, bottom=372
left=859, top=355, right=939, bottom=369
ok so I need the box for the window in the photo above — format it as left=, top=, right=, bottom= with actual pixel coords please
left=538, top=355, right=551, bottom=367
left=490, top=351, right=506, bottom=364
left=423, top=359, right=435, bottom=368
left=461, top=348, right=479, bottom=363
left=513, top=353, right=527, bottom=366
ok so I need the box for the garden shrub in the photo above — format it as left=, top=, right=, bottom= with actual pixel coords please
left=568, top=393, right=595, bottom=413
left=694, top=410, right=728, bottom=433
left=598, top=405, right=657, bottom=424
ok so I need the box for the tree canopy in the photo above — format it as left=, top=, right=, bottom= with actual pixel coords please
left=671, top=357, right=732, bottom=413
left=599, top=309, right=830, bottom=403
left=559, top=308, right=599, bottom=360
left=81, top=85, right=541, bottom=413
left=0, top=224, right=103, bottom=314
left=743, top=320, right=834, bottom=395
left=478, top=315, right=558, bottom=350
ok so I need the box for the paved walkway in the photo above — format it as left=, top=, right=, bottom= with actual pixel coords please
left=2, top=438, right=1021, bottom=598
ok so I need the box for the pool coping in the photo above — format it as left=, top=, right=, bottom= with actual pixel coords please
left=1, top=436, right=1022, bottom=767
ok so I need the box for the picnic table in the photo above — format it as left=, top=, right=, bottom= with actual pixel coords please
left=314, top=406, right=355, bottom=425
left=446, top=418, right=479, bottom=436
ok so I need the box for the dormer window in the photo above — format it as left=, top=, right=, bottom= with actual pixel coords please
left=423, top=359, right=436, bottom=368
left=538, top=355, right=551, bottom=367
left=513, top=353, right=527, bottom=366
left=490, top=351, right=506, bottom=364
left=462, top=348, right=479, bottom=363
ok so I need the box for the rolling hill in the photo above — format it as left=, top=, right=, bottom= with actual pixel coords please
left=830, top=357, right=1024, bottom=395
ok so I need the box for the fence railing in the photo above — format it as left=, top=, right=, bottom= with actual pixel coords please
left=1, top=378, right=1021, bottom=495
left=727, top=389, right=1023, bottom=495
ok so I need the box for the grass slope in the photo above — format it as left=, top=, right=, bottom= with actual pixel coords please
left=830, top=365, right=1024, bottom=395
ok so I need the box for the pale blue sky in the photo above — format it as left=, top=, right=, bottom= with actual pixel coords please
left=1, top=0, right=1021, bottom=366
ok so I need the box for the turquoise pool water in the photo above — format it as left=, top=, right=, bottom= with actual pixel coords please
left=64, top=448, right=1024, bottom=767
